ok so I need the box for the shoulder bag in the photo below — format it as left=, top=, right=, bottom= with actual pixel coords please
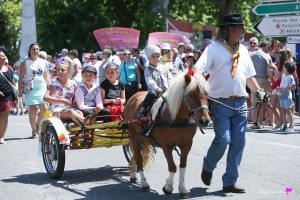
left=0, top=71, right=19, bottom=98
left=22, top=79, right=34, bottom=94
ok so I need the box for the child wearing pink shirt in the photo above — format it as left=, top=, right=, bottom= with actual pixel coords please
left=75, top=65, right=110, bottom=124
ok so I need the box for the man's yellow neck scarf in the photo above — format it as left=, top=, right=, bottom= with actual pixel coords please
left=221, top=40, right=240, bottom=78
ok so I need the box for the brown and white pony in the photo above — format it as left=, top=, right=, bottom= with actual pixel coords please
left=123, top=70, right=210, bottom=198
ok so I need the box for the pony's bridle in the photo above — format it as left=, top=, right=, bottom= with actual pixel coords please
left=183, top=96, right=209, bottom=119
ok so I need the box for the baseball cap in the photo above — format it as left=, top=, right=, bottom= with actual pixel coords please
left=82, top=65, right=97, bottom=74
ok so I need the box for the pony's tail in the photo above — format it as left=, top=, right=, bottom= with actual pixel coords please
left=129, top=137, right=154, bottom=171
left=141, top=138, right=154, bottom=169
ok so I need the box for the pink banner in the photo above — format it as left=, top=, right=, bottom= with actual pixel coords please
left=148, top=32, right=190, bottom=48
left=93, top=27, right=140, bottom=50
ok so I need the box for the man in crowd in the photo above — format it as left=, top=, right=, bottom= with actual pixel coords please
left=250, top=41, right=274, bottom=128
left=248, top=37, right=259, bottom=52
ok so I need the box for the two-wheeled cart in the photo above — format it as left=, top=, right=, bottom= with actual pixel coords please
left=39, top=117, right=132, bottom=179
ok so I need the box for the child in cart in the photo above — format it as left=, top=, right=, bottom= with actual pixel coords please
left=43, top=61, right=86, bottom=125
left=100, top=62, right=125, bottom=121
left=75, top=65, right=110, bottom=124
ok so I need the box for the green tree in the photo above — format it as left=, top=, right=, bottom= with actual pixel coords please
left=35, top=0, right=164, bottom=55
left=0, top=0, right=22, bottom=65
left=211, top=0, right=261, bottom=32
left=0, top=0, right=270, bottom=60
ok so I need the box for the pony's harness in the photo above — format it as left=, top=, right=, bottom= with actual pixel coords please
left=142, top=94, right=209, bottom=136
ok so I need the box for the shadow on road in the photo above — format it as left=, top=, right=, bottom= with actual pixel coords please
left=5, top=137, right=33, bottom=141
left=1, top=165, right=224, bottom=199
left=190, top=187, right=227, bottom=198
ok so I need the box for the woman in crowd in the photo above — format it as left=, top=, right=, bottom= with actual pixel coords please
left=271, top=40, right=283, bottom=63
left=18, top=42, right=50, bottom=138
left=0, top=50, right=16, bottom=144
left=119, top=49, right=141, bottom=101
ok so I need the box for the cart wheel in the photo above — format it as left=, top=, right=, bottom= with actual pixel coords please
left=42, top=126, right=65, bottom=179
left=123, top=144, right=133, bottom=163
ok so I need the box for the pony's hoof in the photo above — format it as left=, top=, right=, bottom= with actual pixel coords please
left=130, top=178, right=137, bottom=183
left=180, top=193, right=190, bottom=199
left=141, top=186, right=150, bottom=192
left=162, top=186, right=172, bottom=195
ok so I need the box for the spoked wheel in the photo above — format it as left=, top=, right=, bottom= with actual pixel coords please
left=123, top=144, right=133, bottom=163
left=42, top=126, right=65, bottom=179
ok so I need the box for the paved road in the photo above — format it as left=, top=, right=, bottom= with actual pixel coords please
left=0, top=114, right=299, bottom=200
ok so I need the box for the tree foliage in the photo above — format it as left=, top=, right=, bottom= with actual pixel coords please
left=1, top=0, right=268, bottom=61
left=35, top=0, right=164, bottom=56
left=0, top=0, right=22, bottom=64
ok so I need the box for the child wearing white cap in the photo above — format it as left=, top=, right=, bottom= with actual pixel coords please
left=160, top=43, right=173, bottom=71
left=140, top=45, right=173, bottom=118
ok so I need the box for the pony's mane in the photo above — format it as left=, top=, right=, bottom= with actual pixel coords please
left=152, top=72, right=209, bottom=119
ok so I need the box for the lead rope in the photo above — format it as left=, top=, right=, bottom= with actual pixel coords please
left=206, top=93, right=271, bottom=131
left=207, top=93, right=271, bottom=112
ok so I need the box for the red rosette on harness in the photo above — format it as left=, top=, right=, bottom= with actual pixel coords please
left=184, top=69, right=195, bottom=83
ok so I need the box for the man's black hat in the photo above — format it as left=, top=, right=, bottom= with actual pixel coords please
left=218, top=13, right=244, bottom=26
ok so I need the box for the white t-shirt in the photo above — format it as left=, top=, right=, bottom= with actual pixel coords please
left=195, top=41, right=256, bottom=98
left=71, top=58, right=82, bottom=83
left=24, top=58, right=47, bottom=89
left=279, top=73, right=295, bottom=99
